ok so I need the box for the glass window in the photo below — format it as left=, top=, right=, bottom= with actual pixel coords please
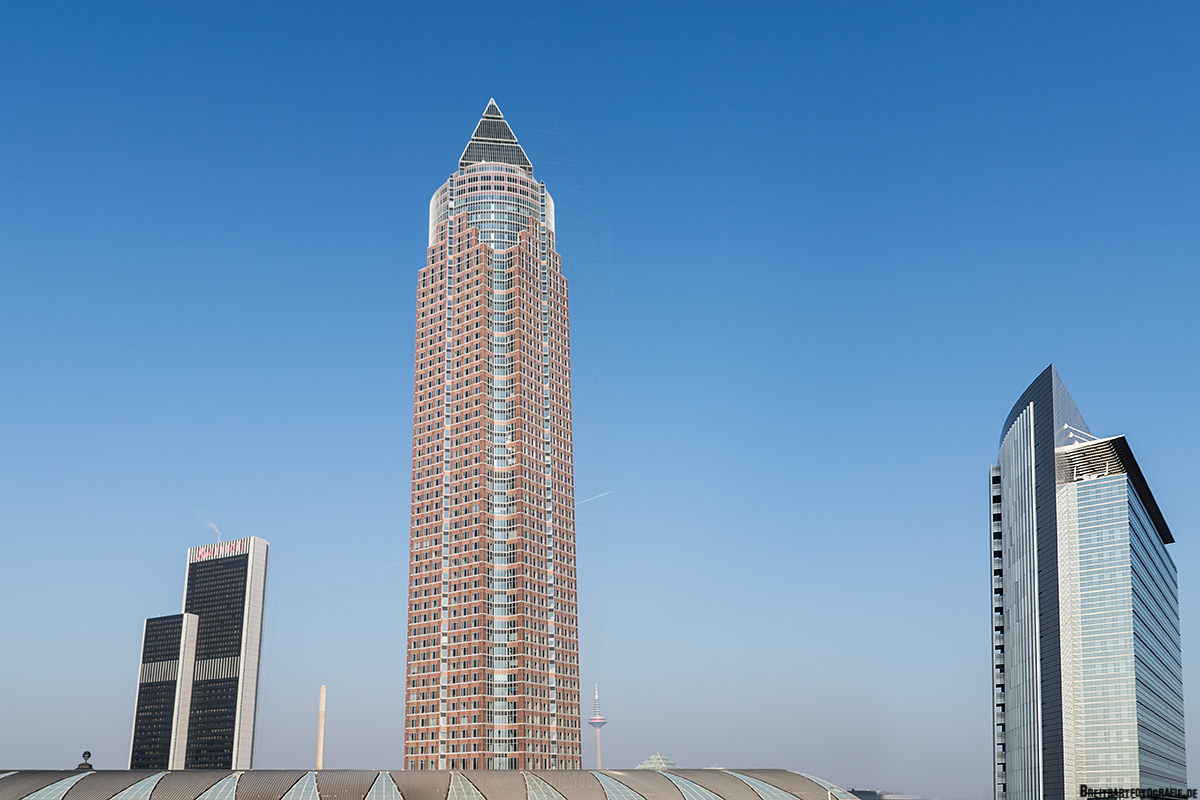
left=108, top=773, right=167, bottom=800
left=661, top=774, right=723, bottom=800
left=280, top=774, right=319, bottom=800
left=448, top=773, right=487, bottom=800
left=591, top=773, right=646, bottom=800
left=195, top=773, right=243, bottom=800
left=726, top=774, right=799, bottom=800
left=21, top=774, right=95, bottom=800
left=365, top=773, right=402, bottom=800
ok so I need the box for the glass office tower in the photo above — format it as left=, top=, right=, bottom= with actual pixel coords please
left=991, top=366, right=1184, bottom=800
left=129, top=536, right=269, bottom=771
left=129, top=612, right=198, bottom=769
left=182, top=536, right=270, bottom=769
left=405, top=100, right=583, bottom=771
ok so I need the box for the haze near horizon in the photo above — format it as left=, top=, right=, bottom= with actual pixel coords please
left=2, top=5, right=1200, bottom=800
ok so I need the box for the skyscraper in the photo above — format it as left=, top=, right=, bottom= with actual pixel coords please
left=405, top=100, right=582, bottom=771
left=991, top=366, right=1184, bottom=800
left=129, top=612, right=198, bottom=769
left=129, top=536, right=270, bottom=770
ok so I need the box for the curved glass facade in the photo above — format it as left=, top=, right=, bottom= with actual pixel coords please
left=428, top=98, right=553, bottom=251
left=430, top=166, right=554, bottom=252
left=991, top=366, right=1185, bottom=800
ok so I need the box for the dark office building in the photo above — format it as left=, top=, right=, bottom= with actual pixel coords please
left=129, top=536, right=269, bottom=771
left=129, top=612, right=197, bottom=769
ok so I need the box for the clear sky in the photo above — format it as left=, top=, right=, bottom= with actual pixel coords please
left=2, top=3, right=1199, bottom=798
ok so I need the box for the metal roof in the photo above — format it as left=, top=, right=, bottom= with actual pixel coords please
left=1057, top=434, right=1174, bottom=544
left=0, top=773, right=852, bottom=800
left=459, top=99, right=533, bottom=174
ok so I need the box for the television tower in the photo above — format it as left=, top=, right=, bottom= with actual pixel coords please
left=588, top=684, right=607, bottom=769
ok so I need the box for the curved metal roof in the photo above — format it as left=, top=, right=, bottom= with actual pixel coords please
left=0, top=773, right=851, bottom=800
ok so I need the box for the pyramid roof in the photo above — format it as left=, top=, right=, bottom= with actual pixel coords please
left=459, top=98, right=532, bottom=174
left=634, top=753, right=681, bottom=770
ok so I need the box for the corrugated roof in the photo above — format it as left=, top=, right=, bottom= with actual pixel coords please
left=234, top=772, right=308, bottom=800
left=0, top=771, right=856, bottom=800
left=387, top=772, right=448, bottom=800
left=728, top=773, right=841, bottom=800
left=662, top=773, right=754, bottom=800
left=64, top=773, right=157, bottom=800
left=314, top=772, right=378, bottom=800
left=593, top=773, right=682, bottom=800
left=532, top=771, right=604, bottom=800
left=0, top=774, right=86, bottom=800
left=148, top=770, right=229, bottom=800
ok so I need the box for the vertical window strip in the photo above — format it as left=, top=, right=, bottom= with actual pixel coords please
left=108, top=773, right=167, bottom=800
left=21, top=774, right=93, bottom=800
left=365, top=773, right=404, bottom=800
left=660, top=774, right=723, bottom=800
left=448, top=773, right=487, bottom=800
left=591, top=773, right=647, bottom=800
left=195, top=772, right=243, bottom=800
left=725, top=774, right=798, bottom=800
left=523, top=772, right=568, bottom=800
left=280, top=773, right=319, bottom=800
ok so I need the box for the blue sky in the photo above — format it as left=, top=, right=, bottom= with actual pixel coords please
left=2, top=3, right=1200, bottom=798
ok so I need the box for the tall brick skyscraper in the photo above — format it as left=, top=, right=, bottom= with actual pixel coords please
left=405, top=100, right=582, bottom=771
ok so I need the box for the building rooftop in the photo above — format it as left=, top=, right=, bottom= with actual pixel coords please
left=634, top=753, right=681, bottom=770
left=0, top=770, right=855, bottom=800
left=458, top=98, right=533, bottom=174
left=1057, top=434, right=1174, bottom=544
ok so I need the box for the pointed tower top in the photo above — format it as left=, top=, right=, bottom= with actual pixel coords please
left=459, top=99, right=532, bottom=174
left=589, top=683, right=606, bottom=727
left=1000, top=364, right=1090, bottom=449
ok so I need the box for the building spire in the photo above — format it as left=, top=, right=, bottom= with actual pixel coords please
left=458, top=98, right=533, bottom=174
left=591, top=684, right=605, bottom=721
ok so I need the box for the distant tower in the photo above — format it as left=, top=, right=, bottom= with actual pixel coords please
left=588, top=684, right=607, bottom=769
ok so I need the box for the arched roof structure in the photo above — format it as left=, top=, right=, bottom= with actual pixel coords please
left=0, top=771, right=854, bottom=800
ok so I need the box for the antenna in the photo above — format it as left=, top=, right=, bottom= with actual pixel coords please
left=1062, top=423, right=1097, bottom=442
left=588, top=684, right=607, bottom=769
